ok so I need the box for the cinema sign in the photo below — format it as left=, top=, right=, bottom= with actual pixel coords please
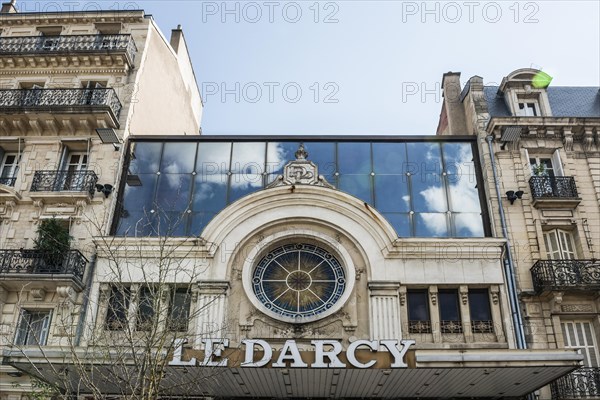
left=169, top=338, right=416, bottom=369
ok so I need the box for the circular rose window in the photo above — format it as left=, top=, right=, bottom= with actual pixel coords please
left=252, top=243, right=346, bottom=322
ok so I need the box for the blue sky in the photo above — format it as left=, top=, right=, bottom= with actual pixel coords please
left=17, top=1, right=600, bottom=135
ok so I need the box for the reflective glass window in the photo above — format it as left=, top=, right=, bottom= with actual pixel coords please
left=305, top=142, right=336, bottom=176
left=231, top=142, right=265, bottom=174
left=155, top=174, right=192, bottom=212
left=339, top=175, right=372, bottom=204
left=374, top=175, right=410, bottom=212
left=267, top=141, right=299, bottom=175
left=129, top=142, right=162, bottom=174
left=197, top=142, right=231, bottom=174
left=338, top=142, right=371, bottom=174
left=415, top=213, right=448, bottom=237
left=373, top=142, right=407, bottom=174
left=161, top=142, right=196, bottom=173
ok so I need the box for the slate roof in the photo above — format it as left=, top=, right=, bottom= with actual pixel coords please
left=483, top=86, right=600, bottom=118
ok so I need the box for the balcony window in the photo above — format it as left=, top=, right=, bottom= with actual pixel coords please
left=551, top=321, right=600, bottom=399
left=544, top=229, right=577, bottom=260
left=439, top=289, right=462, bottom=333
left=407, top=289, right=431, bottom=333
left=0, top=151, right=19, bottom=186
left=15, top=310, right=52, bottom=346
left=468, top=289, right=493, bottom=333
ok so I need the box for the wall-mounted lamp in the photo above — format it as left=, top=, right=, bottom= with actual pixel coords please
left=96, top=183, right=114, bottom=198
left=506, top=190, right=524, bottom=205
left=95, top=128, right=121, bottom=151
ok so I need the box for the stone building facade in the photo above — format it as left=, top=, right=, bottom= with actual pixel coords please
left=437, top=68, right=600, bottom=399
left=0, top=2, right=591, bottom=398
left=0, top=2, right=202, bottom=397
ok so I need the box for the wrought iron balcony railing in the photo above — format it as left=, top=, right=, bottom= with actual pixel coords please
left=0, top=34, right=137, bottom=62
left=529, top=176, right=579, bottom=199
left=0, top=88, right=122, bottom=120
left=0, top=249, right=87, bottom=281
left=551, top=367, right=600, bottom=399
left=0, top=176, right=16, bottom=187
left=531, top=260, right=600, bottom=293
left=30, top=170, right=98, bottom=196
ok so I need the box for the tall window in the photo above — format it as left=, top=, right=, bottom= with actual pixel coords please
left=105, top=286, right=130, bottom=330
left=61, top=151, right=89, bottom=191
left=561, top=321, right=599, bottom=368
left=168, top=288, right=191, bottom=332
left=0, top=152, right=19, bottom=186
left=468, top=289, right=493, bottom=333
left=439, top=289, right=462, bottom=333
left=136, top=286, right=155, bottom=331
left=15, top=310, right=52, bottom=346
left=529, top=157, right=554, bottom=177
left=544, top=229, right=577, bottom=260
left=407, top=290, right=431, bottom=333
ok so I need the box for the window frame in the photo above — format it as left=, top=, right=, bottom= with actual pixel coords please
left=438, top=289, right=462, bottom=334
left=15, top=309, right=52, bottom=346
left=468, top=289, right=494, bottom=334
left=407, top=289, right=431, bottom=334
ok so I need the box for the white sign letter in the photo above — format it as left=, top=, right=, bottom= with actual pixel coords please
left=201, top=338, right=229, bottom=367
left=273, top=340, right=308, bottom=368
left=311, top=340, right=346, bottom=368
left=346, top=340, right=378, bottom=369
left=381, top=339, right=415, bottom=368
left=241, top=339, right=273, bottom=367
left=168, top=338, right=196, bottom=366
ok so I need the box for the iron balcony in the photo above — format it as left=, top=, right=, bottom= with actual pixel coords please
left=0, top=88, right=122, bottom=123
left=30, top=170, right=99, bottom=196
left=551, top=367, right=600, bottom=400
left=529, top=176, right=579, bottom=199
left=531, top=259, right=600, bottom=293
left=0, top=249, right=88, bottom=282
left=0, top=34, right=137, bottom=65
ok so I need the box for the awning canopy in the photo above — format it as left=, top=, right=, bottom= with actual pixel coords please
left=3, top=348, right=582, bottom=398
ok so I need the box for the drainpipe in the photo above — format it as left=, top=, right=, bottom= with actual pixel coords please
left=75, top=252, right=97, bottom=346
left=486, top=135, right=527, bottom=350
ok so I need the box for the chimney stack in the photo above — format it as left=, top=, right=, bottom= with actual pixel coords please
left=1, top=0, right=18, bottom=14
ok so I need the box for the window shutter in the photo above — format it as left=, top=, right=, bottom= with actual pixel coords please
left=551, top=150, right=564, bottom=176
left=14, top=309, right=29, bottom=345
left=558, top=230, right=577, bottom=260
left=561, top=321, right=599, bottom=367
left=39, top=311, right=52, bottom=345
left=543, top=231, right=561, bottom=260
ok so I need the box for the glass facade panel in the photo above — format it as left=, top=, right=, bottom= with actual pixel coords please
left=339, top=175, right=372, bottom=204
left=338, top=142, right=371, bottom=174
left=374, top=175, right=410, bottom=212
left=161, top=142, right=196, bottom=173
left=129, top=142, right=162, bottom=174
left=116, top=139, right=487, bottom=238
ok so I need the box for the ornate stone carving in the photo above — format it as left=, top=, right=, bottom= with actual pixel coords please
left=561, top=304, right=593, bottom=313
left=399, top=286, right=407, bottom=306
left=267, top=143, right=335, bottom=189
left=429, top=286, right=438, bottom=306
left=490, top=286, right=500, bottom=305
left=459, top=286, right=468, bottom=305
left=563, top=128, right=573, bottom=151
left=582, top=128, right=594, bottom=151
left=31, top=288, right=47, bottom=301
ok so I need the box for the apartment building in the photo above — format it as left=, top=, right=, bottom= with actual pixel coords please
left=0, top=1, right=201, bottom=397
left=437, top=68, right=600, bottom=399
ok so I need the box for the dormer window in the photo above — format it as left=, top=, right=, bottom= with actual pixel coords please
left=518, top=102, right=538, bottom=116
